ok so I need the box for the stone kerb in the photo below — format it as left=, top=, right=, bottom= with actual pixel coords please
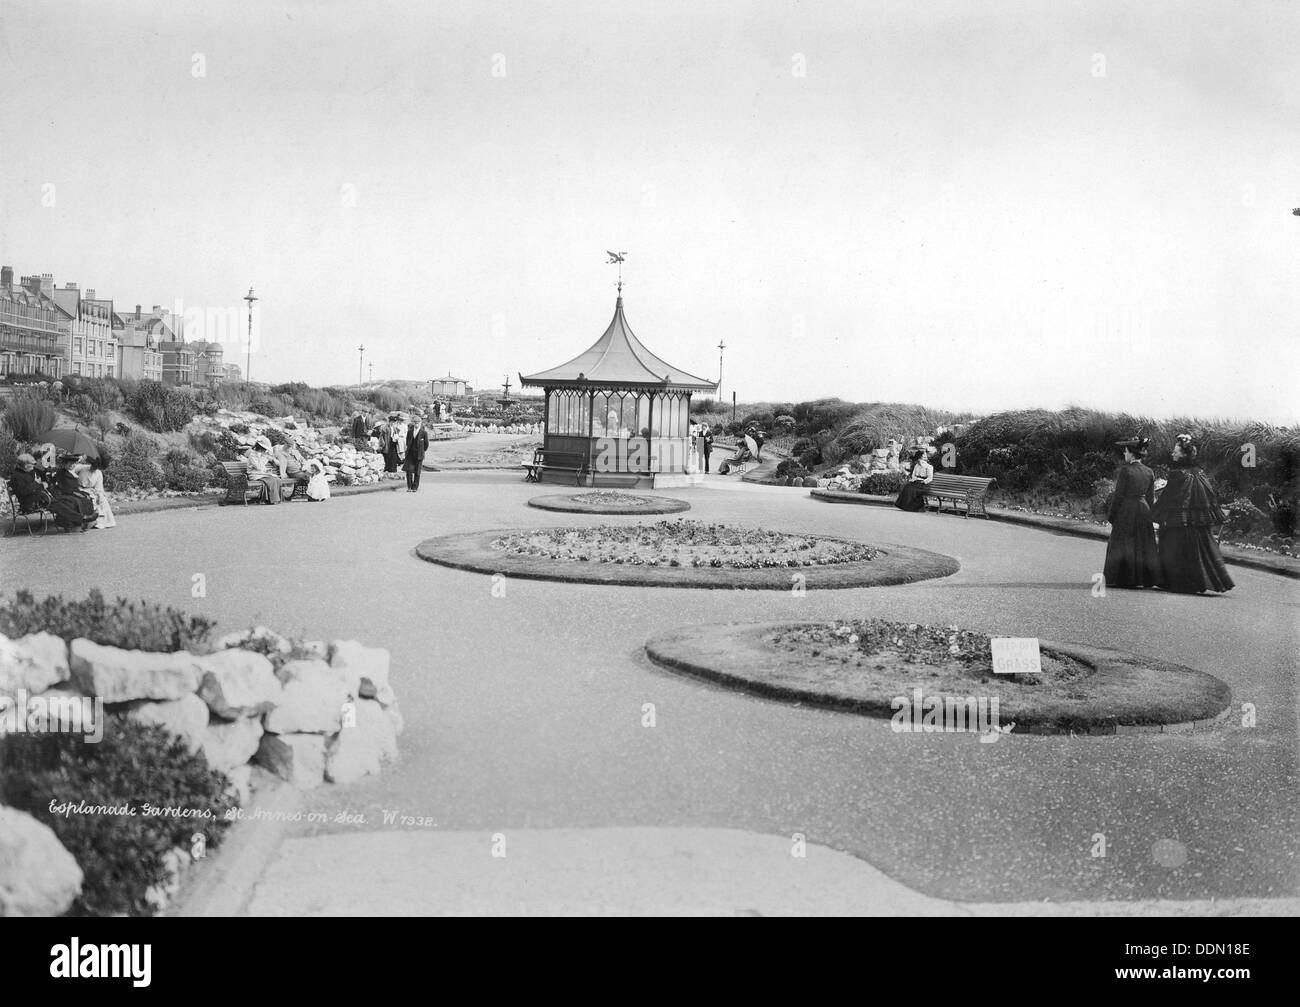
left=0, top=626, right=403, bottom=916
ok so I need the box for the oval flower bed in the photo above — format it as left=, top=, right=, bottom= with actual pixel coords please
left=415, top=524, right=959, bottom=590
left=492, top=519, right=878, bottom=569
left=644, top=619, right=1233, bottom=733
left=527, top=491, right=691, bottom=515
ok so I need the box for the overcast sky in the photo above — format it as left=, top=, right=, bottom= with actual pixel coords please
left=1, top=0, right=1296, bottom=421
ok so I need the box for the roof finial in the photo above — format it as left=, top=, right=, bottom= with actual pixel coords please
left=606, top=250, right=627, bottom=298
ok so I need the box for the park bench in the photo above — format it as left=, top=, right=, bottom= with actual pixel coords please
left=924, top=472, right=996, bottom=518
left=5, top=479, right=53, bottom=535
left=521, top=449, right=588, bottom=485
left=220, top=461, right=308, bottom=505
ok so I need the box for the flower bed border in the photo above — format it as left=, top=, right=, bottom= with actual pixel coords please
left=415, top=528, right=959, bottom=590
left=644, top=623, right=1233, bottom=734
left=526, top=493, right=691, bottom=515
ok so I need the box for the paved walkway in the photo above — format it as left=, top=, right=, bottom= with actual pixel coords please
left=5, top=468, right=1297, bottom=914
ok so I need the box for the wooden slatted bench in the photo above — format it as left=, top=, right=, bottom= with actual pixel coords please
left=5, top=480, right=54, bottom=535
left=221, top=460, right=310, bottom=504
left=924, top=472, right=996, bottom=518
left=220, top=461, right=264, bottom=505
left=521, top=449, right=588, bottom=485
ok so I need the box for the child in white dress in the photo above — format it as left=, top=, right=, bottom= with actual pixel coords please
left=77, top=453, right=116, bottom=529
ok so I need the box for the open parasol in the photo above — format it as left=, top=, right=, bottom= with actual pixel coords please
left=37, top=427, right=101, bottom=461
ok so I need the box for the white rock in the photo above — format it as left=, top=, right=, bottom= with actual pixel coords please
left=0, top=632, right=70, bottom=694
left=69, top=640, right=201, bottom=703
left=256, top=732, right=326, bottom=789
left=328, top=641, right=393, bottom=705
left=122, top=693, right=209, bottom=753
left=202, top=716, right=265, bottom=773
left=0, top=807, right=83, bottom=917
left=325, top=699, right=399, bottom=783
left=195, top=648, right=281, bottom=719
left=265, top=660, right=351, bottom=733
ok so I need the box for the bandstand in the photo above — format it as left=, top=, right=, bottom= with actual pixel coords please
left=519, top=287, right=717, bottom=488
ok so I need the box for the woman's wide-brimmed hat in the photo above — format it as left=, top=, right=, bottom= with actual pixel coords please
left=57, top=451, right=82, bottom=463
left=16, top=452, right=36, bottom=466
left=1114, top=434, right=1149, bottom=449
left=255, top=436, right=273, bottom=451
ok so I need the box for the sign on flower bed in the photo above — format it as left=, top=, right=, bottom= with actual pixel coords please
left=416, top=522, right=960, bottom=589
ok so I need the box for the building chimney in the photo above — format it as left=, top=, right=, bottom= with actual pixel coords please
left=135, top=304, right=141, bottom=319
left=86, top=288, right=95, bottom=299
left=64, top=281, right=78, bottom=290
left=0, top=266, right=11, bottom=290
left=152, top=305, right=162, bottom=315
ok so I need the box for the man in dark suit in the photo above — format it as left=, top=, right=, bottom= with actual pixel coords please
left=404, top=414, right=429, bottom=492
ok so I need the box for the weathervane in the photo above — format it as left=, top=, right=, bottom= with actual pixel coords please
left=606, top=250, right=627, bottom=293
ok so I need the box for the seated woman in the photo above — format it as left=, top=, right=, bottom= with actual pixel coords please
left=271, top=440, right=311, bottom=497
left=48, top=453, right=98, bottom=532
left=77, top=450, right=116, bottom=529
left=9, top=452, right=54, bottom=513
left=894, top=448, right=934, bottom=511
left=245, top=437, right=285, bottom=504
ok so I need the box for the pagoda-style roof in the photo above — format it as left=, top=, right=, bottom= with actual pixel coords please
left=520, top=294, right=717, bottom=393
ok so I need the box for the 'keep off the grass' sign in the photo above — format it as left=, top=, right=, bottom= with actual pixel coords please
left=991, top=638, right=1042, bottom=675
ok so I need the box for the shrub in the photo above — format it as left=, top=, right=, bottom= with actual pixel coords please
left=334, top=471, right=354, bottom=486
left=262, top=427, right=288, bottom=447
left=2, top=391, right=55, bottom=441
left=775, top=458, right=809, bottom=481
left=249, top=393, right=292, bottom=418
left=114, top=421, right=131, bottom=436
left=773, top=414, right=797, bottom=434
left=1267, top=494, right=1297, bottom=537
left=859, top=471, right=907, bottom=495
left=0, top=425, right=17, bottom=479
left=0, top=718, right=236, bottom=916
left=228, top=422, right=250, bottom=435
left=160, top=448, right=211, bottom=492
left=0, top=588, right=215, bottom=651
left=102, top=432, right=165, bottom=492
left=126, top=380, right=196, bottom=432
left=1222, top=497, right=1267, bottom=536
left=91, top=412, right=114, bottom=438
left=367, top=387, right=409, bottom=413
left=67, top=393, right=97, bottom=424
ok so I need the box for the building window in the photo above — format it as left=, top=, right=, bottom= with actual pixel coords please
left=74, top=337, right=83, bottom=354
left=72, top=362, right=81, bottom=375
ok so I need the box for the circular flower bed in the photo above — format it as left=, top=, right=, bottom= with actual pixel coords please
left=415, top=526, right=958, bottom=590
left=493, top=519, right=877, bottom=569
left=644, top=620, right=1233, bottom=734
left=527, top=491, right=691, bottom=515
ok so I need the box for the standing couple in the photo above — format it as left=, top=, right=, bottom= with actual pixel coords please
left=1104, top=434, right=1234, bottom=594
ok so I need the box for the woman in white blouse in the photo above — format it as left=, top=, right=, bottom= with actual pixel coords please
left=893, top=447, right=934, bottom=512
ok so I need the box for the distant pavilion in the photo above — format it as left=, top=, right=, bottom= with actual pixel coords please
left=520, top=286, right=717, bottom=488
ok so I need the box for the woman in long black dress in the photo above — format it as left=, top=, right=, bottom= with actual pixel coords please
left=1151, top=434, right=1234, bottom=594
left=894, top=448, right=933, bottom=512
left=48, top=452, right=98, bottom=532
left=1104, top=436, right=1160, bottom=588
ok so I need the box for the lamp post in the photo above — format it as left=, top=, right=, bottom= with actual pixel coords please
left=243, top=286, right=257, bottom=383
left=716, top=338, right=726, bottom=405
left=358, top=344, right=365, bottom=385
